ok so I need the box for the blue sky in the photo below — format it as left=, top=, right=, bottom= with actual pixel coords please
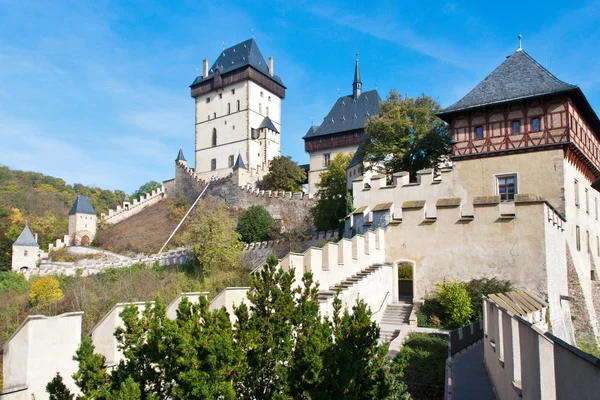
left=1, top=0, right=599, bottom=193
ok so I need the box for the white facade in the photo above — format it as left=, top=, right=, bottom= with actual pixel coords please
left=68, top=211, right=97, bottom=246
left=11, top=244, right=39, bottom=272
left=308, top=144, right=357, bottom=194
left=194, top=77, right=282, bottom=181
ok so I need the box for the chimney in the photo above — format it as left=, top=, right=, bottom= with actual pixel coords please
left=203, top=59, right=209, bottom=78
left=269, top=57, right=274, bottom=76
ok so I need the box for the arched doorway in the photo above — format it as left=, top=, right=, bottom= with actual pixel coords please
left=81, top=235, right=90, bottom=246
left=397, top=261, right=415, bottom=300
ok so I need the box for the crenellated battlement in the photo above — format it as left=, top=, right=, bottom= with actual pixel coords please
left=101, top=186, right=166, bottom=225
left=238, top=183, right=315, bottom=200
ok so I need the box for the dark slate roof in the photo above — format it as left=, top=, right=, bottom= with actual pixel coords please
left=233, top=153, right=246, bottom=169
left=347, top=135, right=367, bottom=168
left=440, top=50, right=577, bottom=117
left=304, top=125, right=319, bottom=138
left=176, top=148, right=186, bottom=162
left=69, top=195, right=96, bottom=216
left=14, top=223, right=38, bottom=247
left=258, top=116, right=279, bottom=134
left=304, top=89, right=381, bottom=139
left=123, top=194, right=130, bottom=203
left=190, top=38, right=284, bottom=88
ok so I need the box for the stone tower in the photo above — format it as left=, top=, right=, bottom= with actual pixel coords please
left=68, top=195, right=97, bottom=246
left=12, top=222, right=40, bottom=271
left=189, top=39, right=286, bottom=182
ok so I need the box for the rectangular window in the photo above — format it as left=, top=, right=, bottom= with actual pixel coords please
left=237, top=100, right=240, bottom=111
left=228, top=103, right=231, bottom=114
left=497, top=175, right=516, bottom=202
left=575, top=180, right=580, bottom=208
left=512, top=120, right=520, bottom=134
left=259, top=103, right=262, bottom=115
left=213, top=112, right=216, bottom=118
left=587, top=231, right=590, bottom=252
left=475, top=126, right=483, bottom=140
left=24, top=250, right=28, bottom=256
left=266, top=106, right=269, bottom=116
left=207, top=115, right=210, bottom=120
left=219, top=93, right=222, bottom=99
left=206, top=97, right=210, bottom=103
left=268, top=96, right=271, bottom=102
left=576, top=226, right=581, bottom=251
left=532, top=117, right=540, bottom=132
left=211, top=159, right=216, bottom=171
left=586, top=188, right=589, bottom=214
left=260, top=91, right=264, bottom=97
left=228, top=155, right=234, bottom=167
left=324, top=153, right=331, bottom=167
left=231, top=89, right=235, bottom=95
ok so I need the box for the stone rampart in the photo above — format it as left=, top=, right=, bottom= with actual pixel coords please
left=101, top=187, right=166, bottom=225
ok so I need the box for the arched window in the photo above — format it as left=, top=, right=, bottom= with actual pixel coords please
left=212, top=128, right=217, bottom=147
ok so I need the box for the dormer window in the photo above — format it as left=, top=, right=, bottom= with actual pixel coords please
left=475, top=126, right=483, bottom=140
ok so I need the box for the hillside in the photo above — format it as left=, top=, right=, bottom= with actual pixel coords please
left=0, top=166, right=129, bottom=270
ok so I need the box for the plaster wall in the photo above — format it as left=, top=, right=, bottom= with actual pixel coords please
left=68, top=212, right=97, bottom=245
left=91, top=302, right=149, bottom=367
left=11, top=244, right=39, bottom=271
left=166, top=292, right=208, bottom=320
left=1, top=313, right=82, bottom=400
left=308, top=144, right=357, bottom=194
left=209, top=287, right=250, bottom=323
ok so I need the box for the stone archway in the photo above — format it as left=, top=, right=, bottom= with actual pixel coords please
left=81, top=235, right=90, bottom=246
left=395, top=259, right=416, bottom=301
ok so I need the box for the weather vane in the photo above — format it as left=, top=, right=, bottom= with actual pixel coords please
left=517, top=34, right=523, bottom=51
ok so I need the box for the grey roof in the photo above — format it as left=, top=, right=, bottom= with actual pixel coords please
left=353, top=57, right=361, bottom=86
left=348, top=135, right=367, bottom=168
left=14, top=223, right=38, bottom=247
left=258, top=116, right=279, bottom=133
left=304, top=125, right=319, bottom=138
left=440, top=50, right=578, bottom=116
left=176, top=148, right=186, bottom=162
left=233, top=153, right=246, bottom=169
left=69, top=195, right=96, bottom=216
left=123, top=194, right=130, bottom=203
left=190, top=38, right=284, bottom=88
left=303, top=89, right=381, bottom=139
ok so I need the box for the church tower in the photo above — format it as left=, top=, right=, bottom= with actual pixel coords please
left=189, top=39, right=286, bottom=182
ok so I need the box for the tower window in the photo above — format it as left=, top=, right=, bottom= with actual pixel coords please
left=324, top=153, right=331, bottom=167
left=475, top=126, right=483, bottom=140
left=260, top=91, right=264, bottom=97
left=512, top=120, right=520, bottom=134
left=259, top=103, right=262, bottom=115
left=211, top=159, right=216, bottom=171
left=575, top=179, right=580, bottom=208
left=266, top=106, right=269, bottom=116
left=586, top=188, right=589, bottom=214
left=576, top=226, right=581, bottom=251
left=206, top=97, right=210, bottom=103
left=497, top=174, right=516, bottom=201
left=219, top=93, right=222, bottom=99
left=231, top=89, right=235, bottom=95
left=24, top=250, right=28, bottom=256
left=207, top=115, right=210, bottom=120
left=212, top=128, right=217, bottom=147
left=532, top=117, right=540, bottom=132
left=213, top=112, right=216, bottom=119
left=237, top=100, right=240, bottom=111
left=228, top=103, right=231, bottom=114
left=229, top=155, right=234, bottom=167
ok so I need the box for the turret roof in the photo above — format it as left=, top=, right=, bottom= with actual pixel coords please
left=303, top=89, right=381, bottom=139
left=14, top=223, right=38, bottom=247
left=190, top=38, right=285, bottom=88
left=176, top=148, right=186, bottom=162
left=258, top=116, right=279, bottom=134
left=233, top=153, right=246, bottom=169
left=68, top=195, right=96, bottom=216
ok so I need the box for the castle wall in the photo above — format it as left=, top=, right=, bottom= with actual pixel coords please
left=1, top=313, right=83, bottom=400
left=101, top=187, right=165, bottom=225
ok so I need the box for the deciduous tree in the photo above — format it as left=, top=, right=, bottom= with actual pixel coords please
left=261, top=156, right=306, bottom=192
left=236, top=205, right=274, bottom=243
left=362, top=90, right=451, bottom=180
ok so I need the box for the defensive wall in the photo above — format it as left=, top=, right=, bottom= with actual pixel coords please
left=101, top=187, right=166, bottom=225
left=3, top=229, right=398, bottom=398
left=484, top=292, right=600, bottom=400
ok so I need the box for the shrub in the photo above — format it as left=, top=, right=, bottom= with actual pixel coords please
left=236, top=205, right=274, bottom=243
left=397, top=263, right=413, bottom=280
left=436, top=279, right=472, bottom=328
left=0, top=271, right=30, bottom=293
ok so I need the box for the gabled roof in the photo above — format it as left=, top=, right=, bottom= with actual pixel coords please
left=258, top=116, right=279, bottom=134
left=69, top=195, right=96, bottom=216
left=304, top=89, right=381, bottom=139
left=175, top=148, right=186, bottom=162
left=439, top=50, right=578, bottom=117
left=233, top=153, right=246, bottom=170
left=14, top=223, right=38, bottom=247
left=190, top=38, right=284, bottom=88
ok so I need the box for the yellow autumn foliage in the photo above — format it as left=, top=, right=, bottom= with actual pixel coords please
left=30, top=277, right=63, bottom=306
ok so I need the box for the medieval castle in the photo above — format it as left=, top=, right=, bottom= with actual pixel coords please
left=5, top=38, right=600, bottom=399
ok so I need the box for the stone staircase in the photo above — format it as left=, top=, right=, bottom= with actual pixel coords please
left=379, top=297, right=413, bottom=343
left=317, top=264, right=387, bottom=302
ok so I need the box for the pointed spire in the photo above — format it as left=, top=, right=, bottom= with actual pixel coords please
left=353, top=49, right=362, bottom=98
left=175, top=148, right=186, bottom=162
left=14, top=223, right=38, bottom=247
left=233, top=153, right=246, bottom=170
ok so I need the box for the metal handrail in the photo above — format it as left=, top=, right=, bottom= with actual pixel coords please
left=372, top=291, right=391, bottom=316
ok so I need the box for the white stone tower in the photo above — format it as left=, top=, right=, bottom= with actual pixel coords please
left=11, top=222, right=40, bottom=271
left=189, top=39, right=286, bottom=182
left=68, top=195, right=97, bottom=246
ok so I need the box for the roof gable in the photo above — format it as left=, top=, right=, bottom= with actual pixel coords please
left=69, top=195, right=96, bottom=216
left=440, top=50, right=577, bottom=116
left=233, top=153, right=246, bottom=169
left=258, top=116, right=279, bottom=133
left=14, top=224, right=38, bottom=247
left=304, top=89, right=381, bottom=139
left=190, top=38, right=284, bottom=87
